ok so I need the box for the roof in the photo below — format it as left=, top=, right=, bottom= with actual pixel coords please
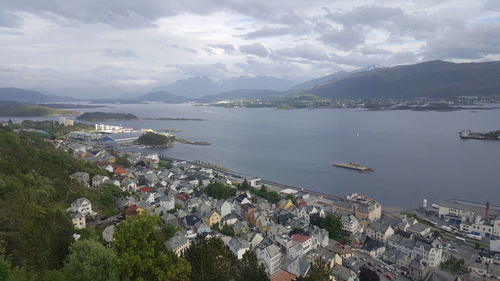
left=270, top=270, right=296, bottom=281
left=291, top=234, right=311, bottom=243
left=114, top=167, right=127, bottom=174
left=139, top=186, right=152, bottom=192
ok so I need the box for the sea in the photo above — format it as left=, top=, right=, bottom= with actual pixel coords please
left=5, top=102, right=500, bottom=208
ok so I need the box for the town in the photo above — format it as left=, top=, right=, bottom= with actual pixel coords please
left=54, top=119, right=500, bottom=281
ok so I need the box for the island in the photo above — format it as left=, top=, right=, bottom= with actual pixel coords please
left=459, top=130, right=500, bottom=140
left=175, top=138, right=211, bottom=145
left=77, top=112, right=139, bottom=121
left=333, top=163, right=374, bottom=172
left=143, top=117, right=206, bottom=121
left=0, top=105, right=78, bottom=117
left=137, top=132, right=175, bottom=147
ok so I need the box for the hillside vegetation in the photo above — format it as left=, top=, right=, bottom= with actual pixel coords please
left=77, top=112, right=138, bottom=121
left=0, top=105, right=77, bottom=117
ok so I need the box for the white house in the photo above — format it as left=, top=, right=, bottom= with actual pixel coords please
left=256, top=244, right=282, bottom=275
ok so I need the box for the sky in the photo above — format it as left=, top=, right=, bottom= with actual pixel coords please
left=0, top=0, right=500, bottom=96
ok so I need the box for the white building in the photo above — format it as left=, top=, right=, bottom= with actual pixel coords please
left=256, top=244, right=282, bottom=275
left=70, top=198, right=95, bottom=216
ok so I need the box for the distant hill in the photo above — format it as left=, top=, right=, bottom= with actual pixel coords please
left=290, top=71, right=350, bottom=91
left=199, top=89, right=282, bottom=102
left=152, top=76, right=294, bottom=98
left=77, top=112, right=138, bottom=121
left=0, top=87, right=74, bottom=103
left=136, top=91, right=189, bottom=103
left=0, top=105, right=78, bottom=117
left=300, top=60, right=500, bottom=99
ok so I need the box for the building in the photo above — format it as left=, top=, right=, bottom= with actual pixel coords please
left=70, top=198, right=95, bottom=216
left=164, top=234, right=191, bottom=256
left=438, top=199, right=500, bottom=225
left=70, top=172, right=90, bottom=187
left=98, top=131, right=143, bottom=144
left=95, top=123, right=123, bottom=133
left=71, top=212, right=86, bottom=229
left=256, top=244, right=282, bottom=275
left=57, top=117, right=74, bottom=126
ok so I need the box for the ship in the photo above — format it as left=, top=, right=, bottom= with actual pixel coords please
left=459, top=130, right=500, bottom=140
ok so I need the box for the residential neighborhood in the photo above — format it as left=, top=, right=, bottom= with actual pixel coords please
left=56, top=132, right=500, bottom=281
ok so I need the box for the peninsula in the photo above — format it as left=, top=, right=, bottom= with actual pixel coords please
left=0, top=104, right=78, bottom=117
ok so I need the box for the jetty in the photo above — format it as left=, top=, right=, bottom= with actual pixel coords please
left=333, top=163, right=373, bottom=172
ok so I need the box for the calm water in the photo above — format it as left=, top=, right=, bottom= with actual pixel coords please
left=8, top=103, right=500, bottom=208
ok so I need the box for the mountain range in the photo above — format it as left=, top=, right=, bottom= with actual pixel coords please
left=152, top=75, right=295, bottom=98
left=2, top=60, right=500, bottom=104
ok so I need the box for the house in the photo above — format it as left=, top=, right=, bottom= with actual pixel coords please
left=70, top=198, right=95, bottom=216
left=246, top=232, right=264, bottom=249
left=339, top=212, right=362, bottom=234
left=121, top=178, right=138, bottom=192
left=330, top=264, right=359, bottom=281
left=165, top=234, right=191, bottom=256
left=366, top=222, right=394, bottom=242
left=291, top=234, right=313, bottom=254
left=70, top=172, right=90, bottom=187
left=407, top=223, right=431, bottom=237
left=256, top=244, right=282, bottom=275
left=362, top=237, right=385, bottom=258
left=158, top=195, right=175, bottom=211
left=241, top=203, right=257, bottom=221
left=310, top=227, right=329, bottom=248
left=409, top=257, right=429, bottom=281
left=227, top=237, right=250, bottom=259
left=92, top=175, right=109, bottom=188
left=233, top=220, right=249, bottom=236
left=71, top=212, right=86, bottom=229
left=270, top=270, right=296, bottom=281
left=203, top=210, right=221, bottom=227
left=278, top=199, right=294, bottom=211
left=216, top=200, right=232, bottom=218
left=287, top=257, right=310, bottom=277
left=114, top=167, right=127, bottom=176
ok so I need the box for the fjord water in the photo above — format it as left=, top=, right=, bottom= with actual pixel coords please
left=84, top=103, right=499, bottom=207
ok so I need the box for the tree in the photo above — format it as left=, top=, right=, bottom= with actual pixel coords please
left=162, top=224, right=179, bottom=240
left=320, top=214, right=343, bottom=239
left=115, top=156, right=131, bottom=168
left=0, top=257, right=11, bottom=281
left=205, top=182, right=236, bottom=199
left=236, top=251, right=269, bottom=281
left=113, top=213, right=191, bottom=281
left=359, top=266, right=380, bottom=281
left=63, top=239, right=118, bottom=281
left=183, top=237, right=237, bottom=281
left=296, top=258, right=330, bottom=281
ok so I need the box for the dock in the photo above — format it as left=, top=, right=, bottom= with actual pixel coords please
left=333, top=163, right=373, bottom=172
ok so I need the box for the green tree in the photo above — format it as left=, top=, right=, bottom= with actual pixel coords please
left=236, top=251, right=269, bottom=281
left=0, top=257, right=11, bottom=281
left=183, top=237, right=237, bottom=281
left=113, top=213, right=191, bottom=281
left=320, top=214, right=343, bottom=239
left=205, top=182, right=236, bottom=199
left=162, top=224, right=179, bottom=240
left=115, top=156, right=131, bottom=168
left=63, top=239, right=118, bottom=281
left=296, top=258, right=330, bottom=281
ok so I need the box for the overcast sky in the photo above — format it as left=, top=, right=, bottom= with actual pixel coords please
left=1, top=0, right=499, bottom=95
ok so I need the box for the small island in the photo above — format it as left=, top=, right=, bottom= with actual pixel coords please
left=143, top=117, right=206, bottom=121
left=77, top=112, right=139, bottom=121
left=175, top=138, right=211, bottom=145
left=159, top=129, right=183, bottom=132
left=333, top=163, right=374, bottom=172
left=459, top=130, right=500, bottom=140
left=137, top=132, right=175, bottom=147
left=0, top=105, right=78, bottom=117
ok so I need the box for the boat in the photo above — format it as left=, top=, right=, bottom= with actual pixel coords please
left=333, top=163, right=373, bottom=172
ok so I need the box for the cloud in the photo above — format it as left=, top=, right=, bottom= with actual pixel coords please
left=275, top=44, right=330, bottom=61
left=239, top=43, right=269, bottom=57
left=169, top=44, right=198, bottom=54
left=207, top=43, right=235, bottom=54
left=116, top=78, right=158, bottom=86
left=319, top=26, right=365, bottom=51
left=0, top=11, right=24, bottom=27
left=104, top=49, right=138, bottom=58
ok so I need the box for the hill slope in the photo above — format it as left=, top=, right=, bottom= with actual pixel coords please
left=0, top=87, right=74, bottom=103
left=304, top=60, right=500, bottom=99
left=137, top=90, right=189, bottom=103
left=199, top=89, right=281, bottom=102
left=0, top=105, right=78, bottom=116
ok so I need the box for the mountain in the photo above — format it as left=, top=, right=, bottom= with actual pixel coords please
left=290, top=71, right=350, bottom=91
left=300, top=60, right=500, bottom=99
left=136, top=90, right=190, bottom=103
left=152, top=76, right=295, bottom=98
left=199, top=89, right=282, bottom=102
left=290, top=65, right=382, bottom=91
left=0, top=87, right=75, bottom=103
